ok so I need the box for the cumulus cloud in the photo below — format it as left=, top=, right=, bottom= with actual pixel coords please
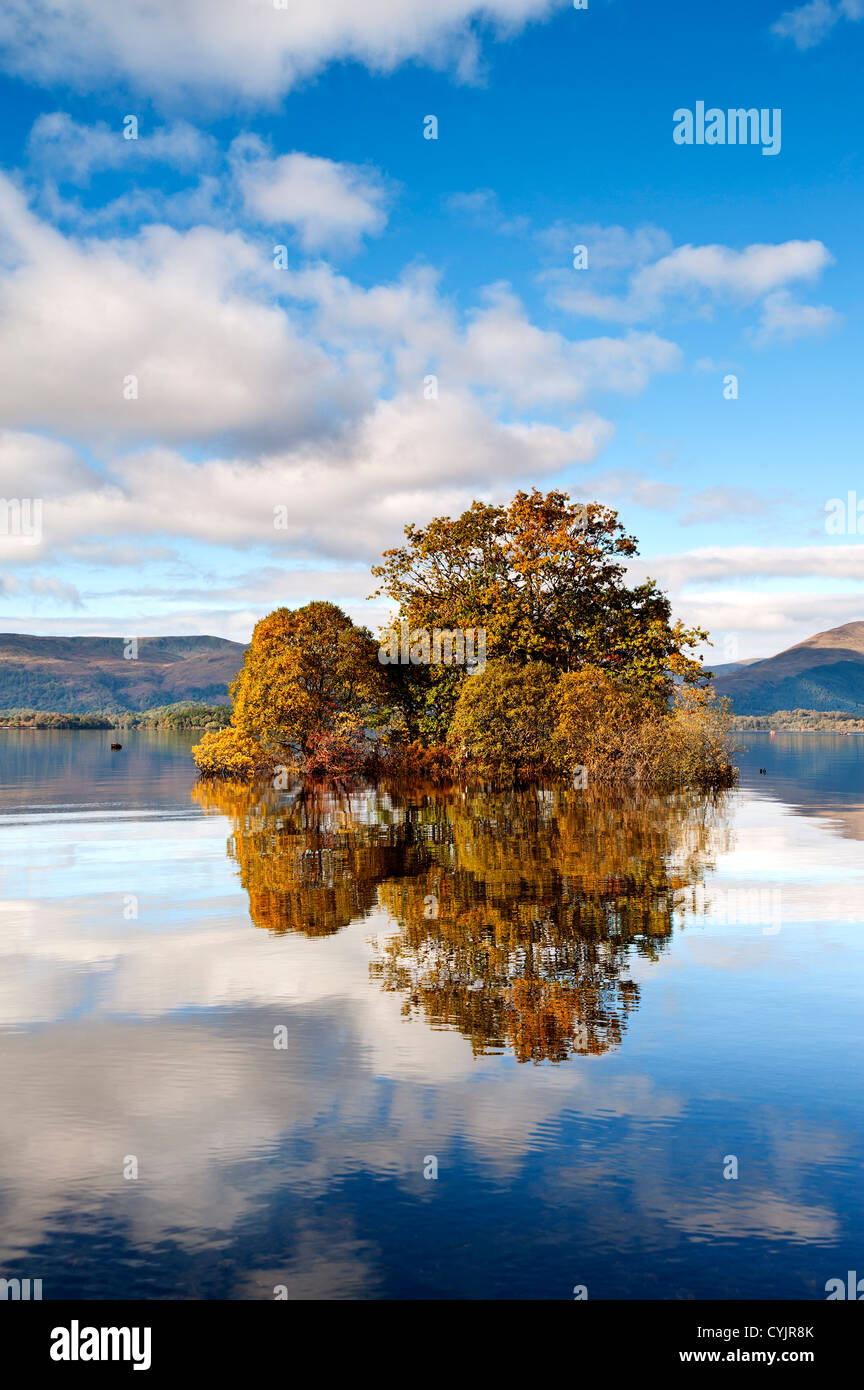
left=0, top=171, right=709, bottom=639
left=551, top=239, right=836, bottom=332
left=674, top=591, right=864, bottom=658
left=748, top=289, right=841, bottom=346
left=37, top=175, right=230, bottom=237
left=0, top=177, right=675, bottom=464
left=27, top=111, right=218, bottom=184
left=622, top=549, right=864, bottom=658
left=0, top=175, right=365, bottom=450
left=0, top=430, right=93, bottom=494
left=633, top=241, right=833, bottom=303
left=276, top=265, right=681, bottom=409
left=25, top=117, right=391, bottom=253
left=0, top=0, right=568, bottom=108
left=538, top=221, right=675, bottom=270
left=4, top=396, right=611, bottom=567
left=634, top=546, right=864, bottom=589
left=447, top=200, right=676, bottom=275
left=772, top=0, right=863, bottom=50
left=454, top=203, right=828, bottom=353
left=234, top=143, right=390, bottom=252
left=455, top=286, right=682, bottom=404
left=0, top=173, right=723, bottom=633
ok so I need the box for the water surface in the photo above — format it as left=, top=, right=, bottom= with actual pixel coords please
left=0, top=729, right=862, bottom=1299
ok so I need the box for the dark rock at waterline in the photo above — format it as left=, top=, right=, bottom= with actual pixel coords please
left=110, top=743, right=122, bottom=750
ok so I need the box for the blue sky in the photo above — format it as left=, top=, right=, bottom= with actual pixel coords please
left=0, top=0, right=862, bottom=658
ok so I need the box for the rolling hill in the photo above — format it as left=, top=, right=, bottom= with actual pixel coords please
left=3, top=620, right=863, bottom=719
left=0, top=634, right=246, bottom=714
left=712, top=621, right=864, bottom=715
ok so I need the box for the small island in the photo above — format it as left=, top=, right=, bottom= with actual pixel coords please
left=193, top=489, right=735, bottom=789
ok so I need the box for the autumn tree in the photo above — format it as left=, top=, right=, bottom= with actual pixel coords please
left=230, top=601, right=388, bottom=755
left=193, top=781, right=433, bottom=935
left=192, top=601, right=393, bottom=778
left=551, top=667, right=655, bottom=782
left=371, top=490, right=708, bottom=734
left=448, top=659, right=558, bottom=780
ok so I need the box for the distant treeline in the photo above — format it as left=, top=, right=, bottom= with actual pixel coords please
left=733, top=710, right=864, bottom=733
left=0, top=703, right=232, bottom=730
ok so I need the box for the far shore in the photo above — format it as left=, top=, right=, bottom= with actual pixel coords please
left=732, top=713, right=864, bottom=734
left=3, top=707, right=863, bottom=738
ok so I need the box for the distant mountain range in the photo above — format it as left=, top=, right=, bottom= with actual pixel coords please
left=0, top=634, right=246, bottom=713
left=1, top=620, right=862, bottom=718
left=711, top=621, right=864, bottom=715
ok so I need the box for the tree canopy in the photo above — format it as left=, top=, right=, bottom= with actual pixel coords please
left=230, top=600, right=386, bottom=754
left=371, top=488, right=708, bottom=699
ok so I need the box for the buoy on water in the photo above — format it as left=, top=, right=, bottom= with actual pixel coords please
left=110, top=742, right=122, bottom=750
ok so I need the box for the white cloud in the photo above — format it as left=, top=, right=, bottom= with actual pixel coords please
left=0, top=175, right=363, bottom=450
left=0, top=179, right=671, bottom=464
left=0, top=180, right=702, bottom=629
left=234, top=144, right=390, bottom=252
left=771, top=0, right=863, bottom=49
left=619, top=546, right=864, bottom=656
left=27, top=111, right=217, bottom=184
left=0, top=567, right=84, bottom=607
left=633, top=240, right=832, bottom=303
left=538, top=221, right=674, bottom=270
left=447, top=203, right=676, bottom=279
left=455, top=286, right=682, bottom=404
left=623, top=549, right=864, bottom=659
left=749, top=289, right=841, bottom=346
left=10, top=395, right=611, bottom=566
left=0, top=430, right=92, bottom=494
left=635, top=545, right=864, bottom=589
left=678, top=591, right=864, bottom=659
left=587, top=469, right=682, bottom=512
left=0, top=0, right=568, bottom=108
left=549, top=238, right=837, bottom=341
left=28, top=574, right=84, bottom=608
left=773, top=0, right=842, bottom=48
left=277, top=266, right=681, bottom=407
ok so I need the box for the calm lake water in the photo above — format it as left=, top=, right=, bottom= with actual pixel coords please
left=0, top=729, right=862, bottom=1300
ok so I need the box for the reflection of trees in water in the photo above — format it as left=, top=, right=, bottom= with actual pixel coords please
left=374, top=789, right=729, bottom=1062
left=195, top=780, right=730, bottom=1060
left=193, top=780, right=431, bottom=936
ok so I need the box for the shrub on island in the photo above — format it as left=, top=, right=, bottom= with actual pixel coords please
left=191, top=727, right=274, bottom=780
left=447, top=661, right=733, bottom=787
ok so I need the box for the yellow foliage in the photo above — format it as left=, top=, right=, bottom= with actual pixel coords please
left=448, top=659, right=558, bottom=779
left=230, top=601, right=387, bottom=757
left=191, top=727, right=274, bottom=780
left=448, top=660, right=734, bottom=788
